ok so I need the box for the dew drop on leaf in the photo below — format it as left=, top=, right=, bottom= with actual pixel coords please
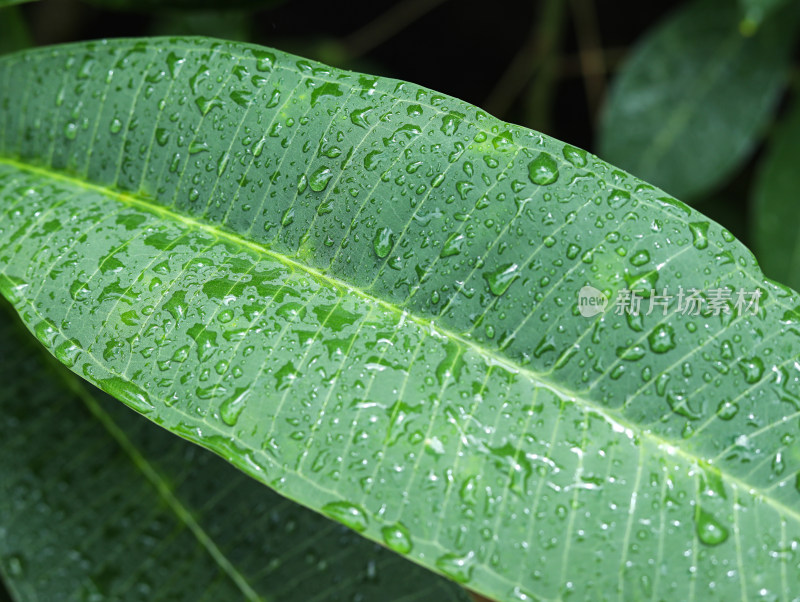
left=738, top=357, right=764, bottom=384
left=689, top=221, right=710, bottom=250
left=321, top=501, right=368, bottom=532
left=435, top=551, right=475, bottom=583
left=695, top=507, right=729, bottom=546
left=309, top=166, right=333, bottom=192
left=647, top=324, right=676, bottom=353
left=381, top=523, right=413, bottom=554
left=527, top=152, right=559, bottom=186
left=373, top=226, right=394, bottom=258
left=484, top=263, right=520, bottom=296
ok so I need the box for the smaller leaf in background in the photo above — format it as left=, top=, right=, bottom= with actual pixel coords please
left=150, top=10, right=252, bottom=43
left=0, top=307, right=470, bottom=602
left=598, top=0, right=798, bottom=202
left=739, top=0, right=793, bottom=33
left=0, top=6, right=32, bottom=55
left=752, top=99, right=800, bottom=291
left=0, top=0, right=36, bottom=7
left=81, top=0, right=282, bottom=11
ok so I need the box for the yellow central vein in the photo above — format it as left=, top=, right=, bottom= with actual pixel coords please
left=2, top=156, right=800, bottom=530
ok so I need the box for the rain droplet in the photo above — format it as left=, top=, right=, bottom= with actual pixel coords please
left=381, top=523, right=413, bottom=554
left=695, top=508, right=729, bottom=546
left=717, top=400, right=739, bottom=420
left=484, top=263, right=520, bottom=296
left=373, top=227, right=394, bottom=258
left=648, top=324, right=675, bottom=353
left=527, top=153, right=559, bottom=186
left=562, top=144, right=587, bottom=167
left=689, top=221, right=710, bottom=250
left=435, top=551, right=475, bottom=583
left=109, top=118, right=123, bottom=134
left=322, top=501, right=368, bottom=532
left=309, top=166, right=333, bottom=192
left=738, top=357, right=764, bottom=384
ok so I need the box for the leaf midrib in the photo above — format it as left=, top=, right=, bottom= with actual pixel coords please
left=2, top=155, right=798, bottom=532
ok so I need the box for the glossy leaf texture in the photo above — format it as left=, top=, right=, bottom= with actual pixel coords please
left=2, top=37, right=800, bottom=600
left=598, top=0, right=798, bottom=202
left=0, top=302, right=469, bottom=602
left=752, top=100, right=800, bottom=291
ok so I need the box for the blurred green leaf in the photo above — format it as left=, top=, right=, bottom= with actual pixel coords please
left=81, top=0, right=282, bottom=11
left=739, top=0, right=792, bottom=33
left=598, top=0, right=797, bottom=201
left=752, top=99, right=800, bottom=290
left=0, top=6, right=32, bottom=55
left=150, top=10, right=252, bottom=42
left=0, top=303, right=470, bottom=602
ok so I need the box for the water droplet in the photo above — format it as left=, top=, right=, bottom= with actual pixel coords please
left=717, top=400, right=739, bottom=420
left=527, top=153, right=559, bottom=185
left=435, top=551, right=475, bottom=583
left=689, top=221, right=709, bottom=250
left=695, top=507, right=729, bottom=546
left=109, top=118, right=122, bottom=134
left=309, top=166, right=333, bottom=192
left=64, top=122, right=78, bottom=140
left=322, top=501, right=368, bottom=532
left=281, top=208, right=295, bottom=227
left=562, top=144, right=587, bottom=167
left=373, top=227, right=394, bottom=258
left=381, top=523, right=413, bottom=554
left=630, top=250, right=650, bottom=267
left=648, top=324, right=675, bottom=353
left=440, top=232, right=464, bottom=258
left=484, top=263, right=520, bottom=296
left=738, top=357, right=764, bottom=384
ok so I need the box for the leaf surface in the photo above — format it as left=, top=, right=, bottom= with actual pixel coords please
left=598, top=0, right=797, bottom=201
left=0, top=303, right=469, bottom=602
left=2, top=37, right=800, bottom=600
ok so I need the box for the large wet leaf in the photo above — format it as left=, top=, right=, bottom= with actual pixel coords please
left=0, top=302, right=469, bottom=602
left=1, top=37, right=800, bottom=600
left=598, top=0, right=797, bottom=201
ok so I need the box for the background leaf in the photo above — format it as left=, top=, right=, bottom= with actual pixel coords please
left=0, top=301, right=469, bottom=602
left=751, top=99, right=800, bottom=291
left=739, top=0, right=793, bottom=32
left=598, top=0, right=797, bottom=201
left=2, top=37, right=800, bottom=600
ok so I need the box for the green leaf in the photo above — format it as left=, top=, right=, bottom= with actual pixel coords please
left=739, top=0, right=793, bottom=32
left=81, top=0, right=283, bottom=11
left=0, top=7, right=32, bottom=56
left=0, top=303, right=469, bottom=602
left=752, top=99, right=800, bottom=290
left=2, top=37, right=800, bottom=599
left=598, top=0, right=797, bottom=201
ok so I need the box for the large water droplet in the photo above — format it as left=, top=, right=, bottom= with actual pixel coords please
left=484, top=263, right=520, bottom=296
left=309, top=166, right=333, bottom=192
left=322, top=501, right=368, bottom=532
left=648, top=324, right=675, bottom=353
left=435, top=551, right=475, bottom=583
left=527, top=153, right=559, bottom=186
left=737, top=357, right=764, bottom=384
left=373, top=227, right=394, bottom=258
left=695, top=508, right=729, bottom=546
left=689, top=221, right=710, bottom=250
left=381, top=523, right=413, bottom=554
